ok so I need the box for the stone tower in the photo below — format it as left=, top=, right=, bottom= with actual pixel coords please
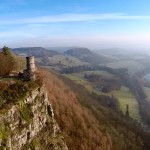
left=23, top=56, right=36, bottom=80
left=26, top=56, right=36, bottom=72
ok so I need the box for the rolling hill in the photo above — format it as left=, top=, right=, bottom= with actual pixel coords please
left=65, top=47, right=111, bottom=65
left=1, top=46, right=150, bottom=149
left=11, top=47, right=59, bottom=57
left=10, top=47, right=91, bottom=71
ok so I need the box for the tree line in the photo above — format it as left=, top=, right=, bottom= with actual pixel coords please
left=0, top=46, right=25, bottom=77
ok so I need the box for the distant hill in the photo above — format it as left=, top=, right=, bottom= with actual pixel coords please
left=65, top=47, right=110, bottom=65
left=11, top=47, right=59, bottom=57
left=10, top=47, right=90, bottom=70
left=45, top=47, right=77, bottom=52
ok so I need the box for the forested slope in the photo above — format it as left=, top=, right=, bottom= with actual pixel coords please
left=40, top=68, right=150, bottom=150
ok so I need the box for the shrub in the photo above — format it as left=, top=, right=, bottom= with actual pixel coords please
left=18, top=100, right=32, bottom=123
left=0, top=53, right=15, bottom=76
left=0, top=122, right=8, bottom=147
left=0, top=82, right=9, bottom=90
left=29, top=139, right=38, bottom=150
left=0, top=81, right=38, bottom=108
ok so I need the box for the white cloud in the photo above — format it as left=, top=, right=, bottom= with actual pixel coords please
left=1, top=34, right=150, bottom=50
left=1, top=13, right=150, bottom=25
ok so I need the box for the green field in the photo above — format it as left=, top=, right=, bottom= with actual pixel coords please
left=106, top=60, right=145, bottom=76
left=66, top=70, right=141, bottom=121
left=66, top=73, right=94, bottom=91
left=144, top=87, right=150, bottom=102
left=48, top=55, right=89, bottom=67
left=111, top=86, right=141, bottom=121
left=66, top=70, right=114, bottom=92
left=67, top=70, right=114, bottom=79
left=79, top=70, right=115, bottom=77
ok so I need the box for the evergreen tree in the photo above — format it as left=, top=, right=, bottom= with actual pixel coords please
left=2, top=46, right=11, bottom=56
left=126, top=104, right=129, bottom=118
left=0, top=46, right=14, bottom=76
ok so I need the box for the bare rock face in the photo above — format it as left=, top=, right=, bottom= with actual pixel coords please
left=0, top=85, right=68, bottom=150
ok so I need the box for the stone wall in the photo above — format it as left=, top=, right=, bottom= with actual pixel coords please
left=0, top=85, right=68, bottom=150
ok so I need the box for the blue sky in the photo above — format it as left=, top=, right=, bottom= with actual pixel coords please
left=1, top=0, right=150, bottom=49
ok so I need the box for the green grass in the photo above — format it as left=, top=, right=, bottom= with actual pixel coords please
left=66, top=70, right=116, bottom=93
left=48, top=55, right=89, bottom=67
left=106, top=60, right=145, bottom=76
left=111, top=86, right=141, bottom=121
left=18, top=100, right=32, bottom=123
left=66, top=74, right=81, bottom=81
left=0, top=123, right=8, bottom=141
left=66, top=74, right=94, bottom=91
left=66, top=70, right=114, bottom=83
left=0, top=77, right=18, bottom=82
left=144, top=87, right=150, bottom=102
left=66, top=71, right=141, bottom=121
left=80, top=70, right=113, bottom=75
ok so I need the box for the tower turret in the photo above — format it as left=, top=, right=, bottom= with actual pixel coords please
left=26, top=56, right=36, bottom=72
left=23, top=56, right=36, bottom=80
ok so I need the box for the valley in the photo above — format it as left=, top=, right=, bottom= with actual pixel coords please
left=1, top=1, right=150, bottom=149
left=1, top=46, right=150, bottom=149
left=66, top=71, right=141, bottom=121
left=11, top=47, right=150, bottom=126
left=11, top=47, right=150, bottom=123
left=48, top=47, right=150, bottom=129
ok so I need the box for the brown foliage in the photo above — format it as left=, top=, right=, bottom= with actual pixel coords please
left=0, top=53, right=14, bottom=76
left=0, top=81, right=9, bottom=90
left=13, top=55, right=26, bottom=72
left=39, top=68, right=112, bottom=150
left=38, top=68, right=148, bottom=150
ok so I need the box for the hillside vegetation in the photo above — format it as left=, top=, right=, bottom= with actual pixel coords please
left=0, top=46, right=25, bottom=76
left=40, top=69, right=112, bottom=150
left=66, top=71, right=141, bottom=121
left=40, top=68, right=150, bottom=150
left=65, top=47, right=110, bottom=65
left=12, top=47, right=59, bottom=57
left=106, top=59, right=145, bottom=76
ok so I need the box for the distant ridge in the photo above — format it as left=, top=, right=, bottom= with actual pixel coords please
left=11, top=47, right=59, bottom=57
left=65, top=47, right=110, bottom=65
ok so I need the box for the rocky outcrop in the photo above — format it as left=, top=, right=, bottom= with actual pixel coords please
left=0, top=85, right=68, bottom=150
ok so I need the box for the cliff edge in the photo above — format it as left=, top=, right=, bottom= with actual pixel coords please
left=0, top=84, right=68, bottom=150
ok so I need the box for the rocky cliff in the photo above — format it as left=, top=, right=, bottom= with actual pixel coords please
left=0, top=85, right=68, bottom=150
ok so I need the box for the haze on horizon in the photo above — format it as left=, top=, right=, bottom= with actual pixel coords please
left=1, top=0, right=150, bottom=50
